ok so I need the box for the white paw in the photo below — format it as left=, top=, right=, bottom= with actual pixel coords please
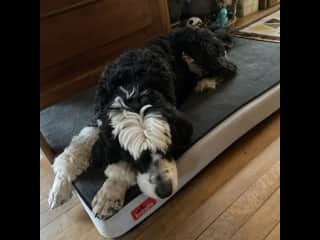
left=195, top=78, right=218, bottom=93
left=182, top=52, right=204, bottom=76
left=91, top=179, right=127, bottom=220
left=48, top=175, right=73, bottom=209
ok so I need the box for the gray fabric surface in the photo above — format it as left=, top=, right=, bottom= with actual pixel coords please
left=40, top=87, right=96, bottom=154
left=40, top=37, right=280, bottom=208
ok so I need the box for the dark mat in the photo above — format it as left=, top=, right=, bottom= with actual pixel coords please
left=40, top=38, right=280, bottom=209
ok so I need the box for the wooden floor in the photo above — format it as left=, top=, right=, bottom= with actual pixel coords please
left=40, top=111, right=280, bottom=240
left=230, top=4, right=280, bottom=32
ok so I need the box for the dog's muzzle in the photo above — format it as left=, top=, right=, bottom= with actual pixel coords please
left=155, top=178, right=173, bottom=198
left=137, top=158, right=178, bottom=199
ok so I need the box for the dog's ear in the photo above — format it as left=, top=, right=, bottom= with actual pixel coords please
left=90, top=134, right=107, bottom=169
left=161, top=104, right=193, bottom=157
left=90, top=121, right=115, bottom=169
left=91, top=124, right=132, bottom=169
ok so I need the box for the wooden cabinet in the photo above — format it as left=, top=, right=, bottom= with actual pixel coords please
left=238, top=0, right=259, bottom=17
left=268, top=0, right=280, bottom=7
left=40, top=0, right=170, bottom=109
left=259, top=0, right=280, bottom=9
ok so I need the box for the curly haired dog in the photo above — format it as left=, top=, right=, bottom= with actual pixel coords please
left=48, top=27, right=237, bottom=219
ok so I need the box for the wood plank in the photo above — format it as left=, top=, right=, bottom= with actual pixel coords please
left=230, top=4, right=280, bottom=32
left=40, top=132, right=54, bottom=163
left=40, top=25, right=158, bottom=110
left=40, top=157, right=55, bottom=202
left=120, top=113, right=279, bottom=240
left=164, top=138, right=280, bottom=240
left=40, top=148, right=95, bottom=237
left=265, top=223, right=280, bottom=240
left=230, top=188, right=280, bottom=240
left=259, top=0, right=268, bottom=9
left=40, top=196, right=80, bottom=230
left=40, top=158, right=81, bottom=229
left=268, top=0, right=280, bottom=8
left=40, top=204, right=93, bottom=240
left=79, top=227, right=106, bottom=240
left=197, top=160, right=279, bottom=240
left=40, top=0, right=170, bottom=109
left=40, top=66, right=103, bottom=110
left=157, top=0, right=171, bottom=33
left=40, top=0, right=152, bottom=69
left=40, top=0, right=97, bottom=18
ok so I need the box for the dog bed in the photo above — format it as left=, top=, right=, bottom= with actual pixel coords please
left=40, top=37, right=280, bottom=238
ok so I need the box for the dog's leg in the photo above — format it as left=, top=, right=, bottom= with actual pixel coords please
left=182, top=52, right=218, bottom=93
left=92, top=161, right=136, bottom=219
left=194, top=77, right=218, bottom=93
left=48, top=126, right=99, bottom=209
left=182, top=52, right=219, bottom=93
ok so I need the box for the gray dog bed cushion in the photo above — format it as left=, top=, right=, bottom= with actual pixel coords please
left=40, top=37, right=280, bottom=238
left=40, top=38, right=279, bottom=155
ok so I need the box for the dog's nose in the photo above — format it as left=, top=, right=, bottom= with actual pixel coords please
left=155, top=180, right=172, bottom=198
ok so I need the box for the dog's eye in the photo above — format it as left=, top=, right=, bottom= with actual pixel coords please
left=140, top=95, right=148, bottom=103
left=140, top=90, right=149, bottom=96
left=189, top=20, right=193, bottom=25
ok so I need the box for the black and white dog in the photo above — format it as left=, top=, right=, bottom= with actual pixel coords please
left=48, top=27, right=237, bottom=219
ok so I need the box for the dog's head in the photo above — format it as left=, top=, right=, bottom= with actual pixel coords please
left=105, top=86, right=193, bottom=199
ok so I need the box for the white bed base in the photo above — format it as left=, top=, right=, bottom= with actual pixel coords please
left=76, top=84, right=280, bottom=238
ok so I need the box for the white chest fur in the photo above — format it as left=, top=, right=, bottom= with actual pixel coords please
left=108, top=98, right=172, bottom=160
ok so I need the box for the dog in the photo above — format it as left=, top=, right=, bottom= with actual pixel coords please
left=48, top=27, right=237, bottom=220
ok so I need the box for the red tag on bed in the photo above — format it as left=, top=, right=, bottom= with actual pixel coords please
left=131, top=198, right=157, bottom=220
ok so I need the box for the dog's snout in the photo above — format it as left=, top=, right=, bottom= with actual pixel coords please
left=155, top=180, right=172, bottom=198
left=137, top=157, right=178, bottom=199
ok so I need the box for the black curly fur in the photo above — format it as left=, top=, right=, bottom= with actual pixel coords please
left=91, top=27, right=237, bottom=172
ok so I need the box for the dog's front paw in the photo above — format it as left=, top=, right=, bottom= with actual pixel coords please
left=195, top=78, right=218, bottom=93
left=91, top=179, right=127, bottom=220
left=48, top=175, right=73, bottom=209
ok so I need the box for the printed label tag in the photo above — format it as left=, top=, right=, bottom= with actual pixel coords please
left=131, top=198, right=157, bottom=220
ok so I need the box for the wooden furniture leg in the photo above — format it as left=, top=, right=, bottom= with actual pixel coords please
left=40, top=132, right=54, bottom=164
